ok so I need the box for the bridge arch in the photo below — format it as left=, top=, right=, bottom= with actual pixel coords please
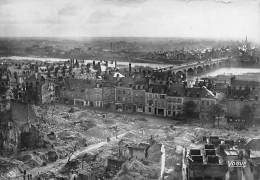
left=205, top=64, right=210, bottom=71
left=196, top=66, right=204, bottom=74
left=187, top=67, right=195, bottom=76
left=176, top=70, right=186, bottom=80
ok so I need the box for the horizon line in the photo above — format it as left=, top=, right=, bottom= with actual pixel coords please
left=0, top=35, right=258, bottom=45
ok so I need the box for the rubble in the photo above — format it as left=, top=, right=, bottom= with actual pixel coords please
left=46, top=150, right=58, bottom=162
left=1, top=104, right=259, bottom=180
left=115, top=159, right=160, bottom=180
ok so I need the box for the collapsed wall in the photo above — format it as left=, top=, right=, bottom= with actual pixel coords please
left=0, top=102, right=44, bottom=155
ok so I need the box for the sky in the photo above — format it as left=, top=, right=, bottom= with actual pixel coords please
left=0, top=0, right=259, bottom=43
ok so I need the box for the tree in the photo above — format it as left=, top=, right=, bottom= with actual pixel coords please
left=208, top=104, right=225, bottom=128
left=183, top=101, right=197, bottom=120
left=240, top=105, right=254, bottom=127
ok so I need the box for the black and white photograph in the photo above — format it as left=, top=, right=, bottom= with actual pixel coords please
left=0, top=0, right=260, bottom=179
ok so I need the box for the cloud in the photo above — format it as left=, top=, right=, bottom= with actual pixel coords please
left=0, top=0, right=259, bottom=43
left=215, top=0, right=232, bottom=3
left=99, top=0, right=147, bottom=6
left=0, top=0, right=11, bottom=6
left=87, top=10, right=117, bottom=24
left=58, top=4, right=78, bottom=16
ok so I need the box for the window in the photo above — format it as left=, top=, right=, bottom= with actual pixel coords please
left=177, top=105, right=182, bottom=110
left=160, top=95, right=165, bottom=99
left=168, top=111, right=172, bottom=115
left=149, top=107, right=152, bottom=112
left=177, top=98, right=182, bottom=103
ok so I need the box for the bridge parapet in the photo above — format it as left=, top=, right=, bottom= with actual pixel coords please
left=154, top=57, right=230, bottom=72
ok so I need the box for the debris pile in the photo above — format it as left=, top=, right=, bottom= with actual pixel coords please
left=115, top=159, right=160, bottom=180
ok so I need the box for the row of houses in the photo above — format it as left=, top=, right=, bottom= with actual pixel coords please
left=60, top=77, right=217, bottom=120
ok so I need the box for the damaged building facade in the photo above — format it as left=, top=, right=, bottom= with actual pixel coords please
left=0, top=101, right=44, bottom=155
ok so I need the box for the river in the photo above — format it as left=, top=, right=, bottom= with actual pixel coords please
left=202, top=68, right=260, bottom=77
left=0, top=56, right=172, bottom=68
left=1, top=56, right=260, bottom=79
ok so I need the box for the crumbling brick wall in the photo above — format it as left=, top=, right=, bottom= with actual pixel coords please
left=0, top=111, right=19, bottom=155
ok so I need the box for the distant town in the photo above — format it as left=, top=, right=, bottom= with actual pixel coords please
left=0, top=38, right=260, bottom=180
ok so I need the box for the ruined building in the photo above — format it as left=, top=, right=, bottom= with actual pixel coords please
left=0, top=101, right=43, bottom=155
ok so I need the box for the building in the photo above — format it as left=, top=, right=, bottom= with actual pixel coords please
left=228, top=77, right=260, bottom=100
left=184, top=144, right=228, bottom=180
left=132, top=84, right=146, bottom=113
left=41, top=81, right=56, bottom=104
left=0, top=102, right=43, bottom=155
left=225, top=99, right=260, bottom=127
left=166, top=84, right=185, bottom=117
left=0, top=65, right=10, bottom=89
left=24, top=73, right=56, bottom=104
left=102, top=81, right=116, bottom=109
left=60, top=78, right=96, bottom=106
left=145, top=91, right=167, bottom=116
left=0, top=88, right=11, bottom=112
left=184, top=86, right=217, bottom=121
left=86, top=83, right=103, bottom=107
left=166, top=96, right=184, bottom=117
left=115, top=85, right=133, bottom=112
left=245, top=139, right=260, bottom=180
left=145, top=82, right=168, bottom=116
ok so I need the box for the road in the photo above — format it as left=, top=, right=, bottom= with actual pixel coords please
left=24, top=131, right=131, bottom=178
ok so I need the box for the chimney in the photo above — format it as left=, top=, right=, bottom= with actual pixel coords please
left=129, top=63, right=132, bottom=75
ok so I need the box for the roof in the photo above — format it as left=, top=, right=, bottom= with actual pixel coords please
left=167, top=84, right=185, bottom=96
left=64, top=78, right=96, bottom=90
left=113, top=72, right=125, bottom=78
left=102, top=81, right=116, bottom=87
left=224, top=150, right=239, bottom=156
left=185, top=86, right=215, bottom=99
left=231, top=79, right=260, bottom=87
left=148, top=84, right=168, bottom=94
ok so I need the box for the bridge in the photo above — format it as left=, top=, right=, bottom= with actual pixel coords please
left=153, top=57, right=231, bottom=77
